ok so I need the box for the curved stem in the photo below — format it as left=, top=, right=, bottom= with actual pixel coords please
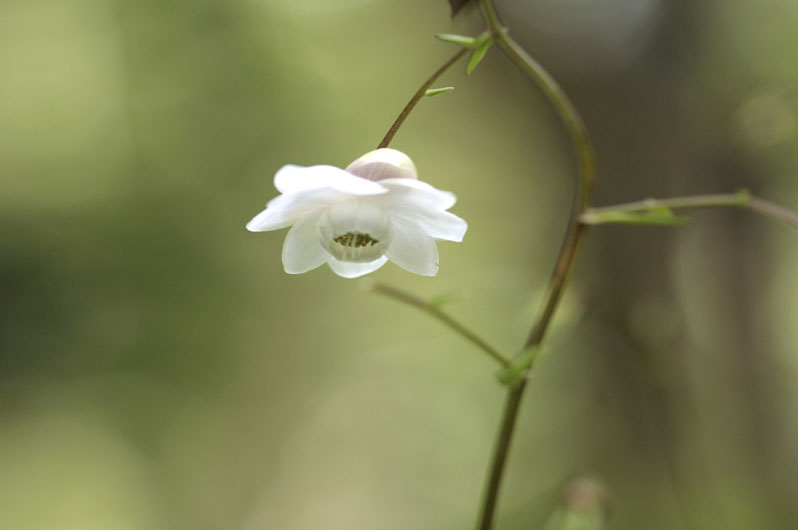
left=477, top=1, right=595, bottom=211
left=368, top=281, right=512, bottom=367
left=524, top=223, right=590, bottom=349
left=583, top=191, right=798, bottom=228
left=378, top=48, right=468, bottom=149
left=746, top=197, right=798, bottom=228
left=474, top=1, right=598, bottom=529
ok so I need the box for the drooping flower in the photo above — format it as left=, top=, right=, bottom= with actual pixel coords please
left=246, top=148, right=467, bottom=278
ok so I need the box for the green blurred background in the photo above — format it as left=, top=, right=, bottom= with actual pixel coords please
left=1, top=0, right=796, bottom=528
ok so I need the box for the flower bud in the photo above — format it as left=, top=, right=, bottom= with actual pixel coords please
left=345, top=148, right=418, bottom=182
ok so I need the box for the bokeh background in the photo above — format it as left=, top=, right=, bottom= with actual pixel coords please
left=1, top=0, right=796, bottom=528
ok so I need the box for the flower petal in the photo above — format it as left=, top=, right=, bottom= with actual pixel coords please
left=246, top=188, right=341, bottom=232
left=281, top=210, right=330, bottom=274
left=390, top=208, right=467, bottom=242
left=385, top=219, right=439, bottom=276
left=377, top=178, right=457, bottom=210
left=274, top=164, right=387, bottom=196
left=327, top=256, right=388, bottom=278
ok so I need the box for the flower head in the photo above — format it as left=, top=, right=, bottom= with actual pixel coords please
left=246, top=148, right=467, bottom=278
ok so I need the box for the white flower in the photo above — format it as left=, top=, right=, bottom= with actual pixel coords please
left=246, top=148, right=467, bottom=278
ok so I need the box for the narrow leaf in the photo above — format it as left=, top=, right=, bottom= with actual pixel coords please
left=424, top=86, right=455, bottom=98
left=497, top=345, right=544, bottom=387
left=581, top=207, right=691, bottom=226
left=466, top=35, right=495, bottom=75
left=472, top=32, right=494, bottom=48
left=435, top=33, right=477, bottom=48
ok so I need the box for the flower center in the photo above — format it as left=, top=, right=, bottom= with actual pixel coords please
left=318, top=200, right=393, bottom=263
left=333, top=232, right=380, bottom=248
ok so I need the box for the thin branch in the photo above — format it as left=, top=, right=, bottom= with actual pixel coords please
left=476, top=381, right=527, bottom=530
left=367, top=281, right=512, bottom=368
left=378, top=48, right=468, bottom=149
left=582, top=191, right=798, bottom=229
left=524, top=223, right=590, bottom=349
left=747, top=197, right=798, bottom=228
left=476, top=1, right=595, bottom=211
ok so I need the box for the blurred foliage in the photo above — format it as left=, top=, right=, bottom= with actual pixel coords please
left=1, top=0, right=796, bottom=529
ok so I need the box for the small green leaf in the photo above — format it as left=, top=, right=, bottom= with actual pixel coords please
left=424, top=86, right=455, bottom=98
left=582, top=207, right=691, bottom=226
left=472, top=32, right=494, bottom=47
left=466, top=34, right=495, bottom=75
left=435, top=33, right=477, bottom=48
left=497, top=345, right=544, bottom=387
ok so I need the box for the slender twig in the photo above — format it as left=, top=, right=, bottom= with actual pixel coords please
left=368, top=281, right=512, bottom=367
left=477, top=381, right=527, bottom=530
left=378, top=48, right=468, bottom=149
left=476, top=1, right=595, bottom=211
left=583, top=191, right=798, bottom=228
left=585, top=191, right=749, bottom=215
left=523, top=223, right=590, bottom=349
left=748, top=197, right=798, bottom=228
left=474, top=2, right=598, bottom=529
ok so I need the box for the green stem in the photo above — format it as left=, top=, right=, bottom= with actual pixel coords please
left=474, top=1, right=598, bottom=529
left=524, top=223, right=590, bottom=349
left=368, top=281, right=512, bottom=368
left=378, top=48, right=468, bottom=149
left=477, top=222, right=592, bottom=530
left=476, top=0, right=595, bottom=211
left=582, top=191, right=798, bottom=228
left=477, top=381, right=527, bottom=530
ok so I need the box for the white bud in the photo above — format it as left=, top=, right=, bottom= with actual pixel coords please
left=345, top=148, right=418, bottom=182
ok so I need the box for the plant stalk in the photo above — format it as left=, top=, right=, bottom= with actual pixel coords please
left=583, top=191, right=798, bottom=228
left=369, top=281, right=512, bottom=367
left=474, top=1, right=597, bottom=528
left=378, top=48, right=468, bottom=149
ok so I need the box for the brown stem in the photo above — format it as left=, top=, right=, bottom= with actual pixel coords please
left=477, top=382, right=527, bottom=530
left=474, top=1, right=597, bottom=529
left=524, top=222, right=590, bottom=349
left=378, top=48, right=468, bottom=149
left=748, top=197, right=798, bottom=228
left=583, top=191, right=798, bottom=229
